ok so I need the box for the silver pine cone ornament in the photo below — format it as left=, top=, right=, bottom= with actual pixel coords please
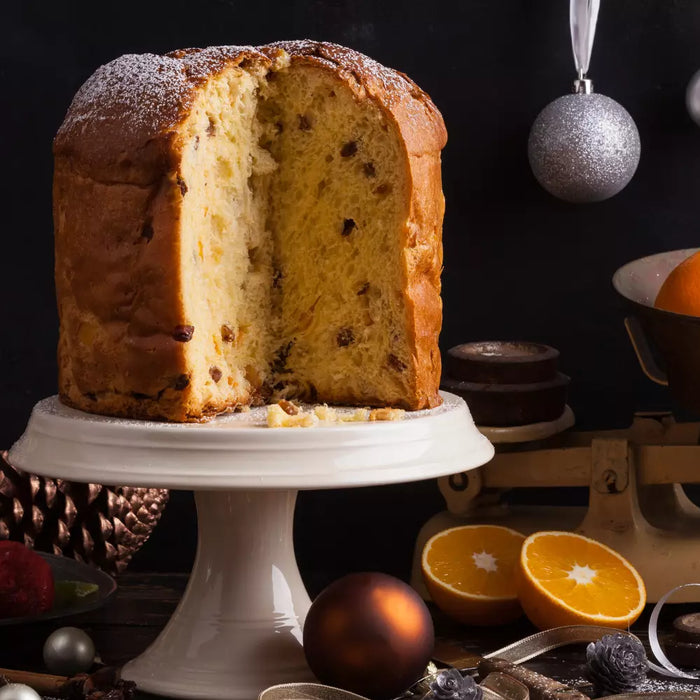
left=586, top=633, right=648, bottom=695
left=427, top=670, right=483, bottom=700
left=0, top=451, right=168, bottom=575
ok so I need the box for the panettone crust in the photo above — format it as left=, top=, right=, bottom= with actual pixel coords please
left=54, top=41, right=446, bottom=421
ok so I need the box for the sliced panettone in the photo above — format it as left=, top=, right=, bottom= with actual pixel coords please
left=53, top=41, right=446, bottom=421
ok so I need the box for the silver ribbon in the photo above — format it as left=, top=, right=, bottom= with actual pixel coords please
left=259, top=625, right=642, bottom=700
left=260, top=613, right=700, bottom=700
left=481, top=624, right=640, bottom=666
left=259, top=683, right=369, bottom=700
left=647, top=583, right=700, bottom=681
left=570, top=0, right=600, bottom=77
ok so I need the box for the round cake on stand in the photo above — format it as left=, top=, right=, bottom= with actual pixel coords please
left=9, top=391, right=493, bottom=700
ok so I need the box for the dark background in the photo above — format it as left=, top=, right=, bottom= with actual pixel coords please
left=2, top=1, right=699, bottom=590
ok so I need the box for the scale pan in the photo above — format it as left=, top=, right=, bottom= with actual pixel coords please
left=613, top=248, right=700, bottom=415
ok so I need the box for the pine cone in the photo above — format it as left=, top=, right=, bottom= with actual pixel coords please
left=586, top=633, right=648, bottom=695
left=427, top=670, right=483, bottom=700
left=0, top=451, right=168, bottom=575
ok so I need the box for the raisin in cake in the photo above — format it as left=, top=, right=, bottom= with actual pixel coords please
left=53, top=41, right=447, bottom=421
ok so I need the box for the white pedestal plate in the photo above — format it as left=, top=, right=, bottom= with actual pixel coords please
left=9, top=392, right=493, bottom=700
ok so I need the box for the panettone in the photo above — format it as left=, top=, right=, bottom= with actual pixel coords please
left=53, top=41, right=447, bottom=421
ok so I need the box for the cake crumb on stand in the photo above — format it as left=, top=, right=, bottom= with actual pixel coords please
left=266, top=402, right=404, bottom=427
left=369, top=407, right=406, bottom=422
left=267, top=403, right=319, bottom=427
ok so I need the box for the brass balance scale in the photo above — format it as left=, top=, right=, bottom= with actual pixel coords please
left=411, top=248, right=700, bottom=603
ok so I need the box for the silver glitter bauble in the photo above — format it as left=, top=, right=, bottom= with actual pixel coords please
left=43, top=626, right=96, bottom=675
left=528, top=92, right=641, bottom=203
left=0, top=685, right=42, bottom=700
left=686, top=69, right=700, bottom=126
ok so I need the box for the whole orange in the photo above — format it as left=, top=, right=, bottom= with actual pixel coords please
left=655, top=250, right=700, bottom=316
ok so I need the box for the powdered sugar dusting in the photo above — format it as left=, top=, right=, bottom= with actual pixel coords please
left=176, top=45, right=264, bottom=81
left=55, top=46, right=274, bottom=155
left=268, top=40, right=446, bottom=152
left=36, top=392, right=460, bottom=429
left=270, top=39, right=417, bottom=103
left=567, top=675, right=700, bottom=694
left=58, top=53, right=191, bottom=138
left=637, top=676, right=700, bottom=692
left=55, top=41, right=444, bottom=160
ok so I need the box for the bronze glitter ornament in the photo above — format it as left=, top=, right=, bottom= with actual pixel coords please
left=0, top=451, right=168, bottom=575
left=303, top=572, right=435, bottom=700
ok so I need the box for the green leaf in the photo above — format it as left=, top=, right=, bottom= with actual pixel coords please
left=53, top=580, right=99, bottom=609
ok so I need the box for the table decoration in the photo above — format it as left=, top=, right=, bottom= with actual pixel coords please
left=586, top=634, right=649, bottom=695
left=528, top=0, right=640, bottom=202
left=42, top=627, right=95, bottom=676
left=0, top=552, right=116, bottom=626
left=0, top=684, right=41, bottom=700
left=0, top=452, right=168, bottom=576
left=0, top=666, right=135, bottom=700
left=303, top=572, right=434, bottom=699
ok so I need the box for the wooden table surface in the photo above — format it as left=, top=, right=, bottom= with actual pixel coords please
left=4, top=573, right=699, bottom=699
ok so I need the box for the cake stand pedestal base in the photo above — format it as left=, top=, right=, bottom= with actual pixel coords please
left=122, top=489, right=312, bottom=699
left=9, top=392, right=493, bottom=699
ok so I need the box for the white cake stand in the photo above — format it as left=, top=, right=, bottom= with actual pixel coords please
left=9, top=392, right=493, bottom=700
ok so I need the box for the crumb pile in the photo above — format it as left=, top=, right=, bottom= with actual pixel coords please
left=266, top=400, right=405, bottom=427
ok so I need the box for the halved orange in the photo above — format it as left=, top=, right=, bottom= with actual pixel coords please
left=516, top=531, right=646, bottom=630
left=421, top=524, right=525, bottom=626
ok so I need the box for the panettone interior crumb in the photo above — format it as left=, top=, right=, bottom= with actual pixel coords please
left=177, top=60, right=414, bottom=411
left=260, top=65, right=412, bottom=404
left=179, top=66, right=276, bottom=408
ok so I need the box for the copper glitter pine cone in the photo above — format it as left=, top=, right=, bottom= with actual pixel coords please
left=0, top=450, right=169, bottom=575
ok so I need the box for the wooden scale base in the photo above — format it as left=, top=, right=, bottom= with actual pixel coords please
left=412, top=249, right=700, bottom=605
left=411, top=406, right=700, bottom=603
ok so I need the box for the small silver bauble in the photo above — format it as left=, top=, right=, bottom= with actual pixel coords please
left=43, top=626, right=96, bottom=676
left=686, top=69, right=700, bottom=126
left=0, top=684, right=42, bottom=700
left=528, top=80, right=641, bottom=203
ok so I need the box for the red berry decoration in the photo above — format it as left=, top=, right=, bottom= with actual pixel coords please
left=303, top=572, right=434, bottom=700
left=0, top=540, right=54, bottom=618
